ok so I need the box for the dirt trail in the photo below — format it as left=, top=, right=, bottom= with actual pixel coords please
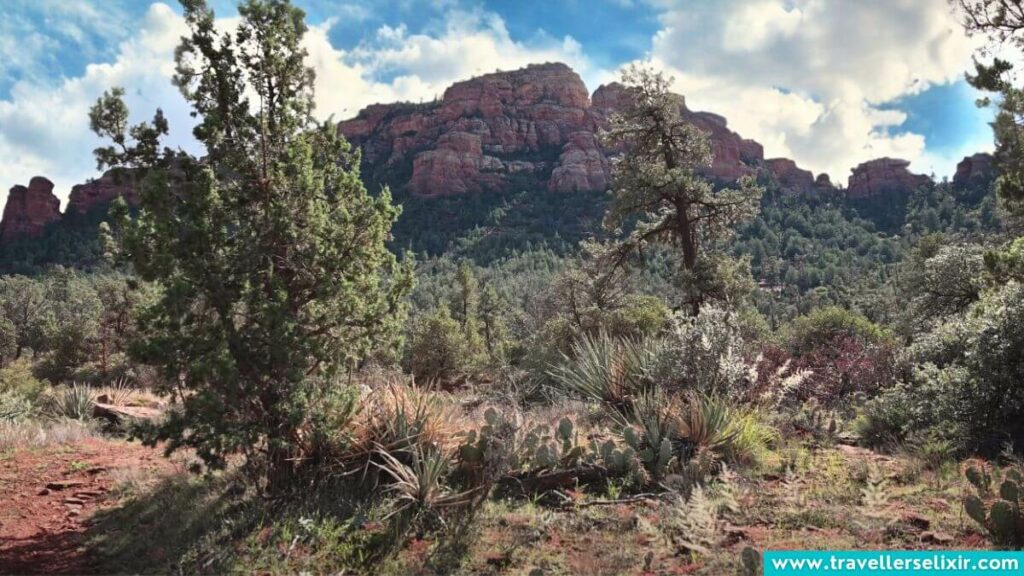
left=0, top=438, right=175, bottom=575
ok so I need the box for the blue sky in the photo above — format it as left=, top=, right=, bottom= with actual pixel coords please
left=0, top=0, right=996, bottom=206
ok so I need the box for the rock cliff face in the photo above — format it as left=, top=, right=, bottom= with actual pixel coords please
left=339, top=63, right=602, bottom=197
left=0, top=63, right=998, bottom=246
left=0, top=177, right=61, bottom=244
left=338, top=63, right=806, bottom=197
left=765, top=158, right=815, bottom=193
left=67, top=171, right=137, bottom=214
left=0, top=170, right=140, bottom=246
left=953, top=152, right=995, bottom=189
left=847, top=158, right=931, bottom=199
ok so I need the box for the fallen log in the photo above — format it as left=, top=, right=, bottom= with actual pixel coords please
left=494, top=465, right=611, bottom=498
left=92, top=402, right=163, bottom=424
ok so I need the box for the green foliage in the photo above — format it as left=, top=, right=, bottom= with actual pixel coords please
left=92, top=0, right=413, bottom=485
left=602, top=65, right=762, bottom=314
left=781, top=306, right=891, bottom=355
left=883, top=278, right=1024, bottom=453
left=406, top=308, right=474, bottom=382
left=774, top=306, right=896, bottom=403
left=651, top=306, right=752, bottom=397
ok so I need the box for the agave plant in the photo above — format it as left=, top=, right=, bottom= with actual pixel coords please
left=547, top=331, right=660, bottom=412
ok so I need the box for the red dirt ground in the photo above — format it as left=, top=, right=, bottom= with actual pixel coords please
left=0, top=438, right=176, bottom=575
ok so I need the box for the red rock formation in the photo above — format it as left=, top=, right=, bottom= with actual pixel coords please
left=0, top=177, right=61, bottom=244
left=766, top=158, right=814, bottom=193
left=549, top=132, right=608, bottom=192
left=953, top=153, right=995, bottom=189
left=338, top=64, right=771, bottom=197
left=814, top=173, right=835, bottom=193
left=66, top=170, right=138, bottom=214
left=847, top=158, right=930, bottom=199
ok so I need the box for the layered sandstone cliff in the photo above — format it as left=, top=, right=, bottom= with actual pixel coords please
left=337, top=63, right=802, bottom=197
left=0, top=177, right=61, bottom=244
left=847, top=158, right=932, bottom=199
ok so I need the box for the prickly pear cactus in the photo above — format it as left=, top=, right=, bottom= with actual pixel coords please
left=962, top=464, right=1024, bottom=547
left=740, top=546, right=761, bottom=576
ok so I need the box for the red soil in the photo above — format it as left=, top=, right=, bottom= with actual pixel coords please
left=0, top=438, right=176, bottom=575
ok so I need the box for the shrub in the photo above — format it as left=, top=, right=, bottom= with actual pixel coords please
left=878, top=281, right=1024, bottom=454
left=857, top=363, right=968, bottom=450
left=771, top=307, right=896, bottom=404
left=0, top=389, right=35, bottom=422
left=651, top=306, right=752, bottom=397
left=0, top=359, right=46, bottom=403
left=406, top=308, right=475, bottom=382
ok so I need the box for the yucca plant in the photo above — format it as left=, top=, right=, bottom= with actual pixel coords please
left=359, top=383, right=460, bottom=458
left=679, top=394, right=740, bottom=456
left=375, top=445, right=475, bottom=519
left=547, top=332, right=660, bottom=413
left=42, top=383, right=96, bottom=421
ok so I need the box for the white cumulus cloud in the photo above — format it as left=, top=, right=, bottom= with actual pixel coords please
left=643, top=0, right=987, bottom=182
left=0, top=2, right=592, bottom=209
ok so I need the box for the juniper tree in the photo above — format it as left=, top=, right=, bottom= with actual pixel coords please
left=602, top=65, right=762, bottom=315
left=91, top=0, right=413, bottom=487
left=956, top=0, right=1024, bottom=217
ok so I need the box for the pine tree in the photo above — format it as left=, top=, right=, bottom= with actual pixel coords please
left=91, top=0, right=413, bottom=487
left=956, top=0, right=1024, bottom=217
left=602, top=65, right=762, bottom=314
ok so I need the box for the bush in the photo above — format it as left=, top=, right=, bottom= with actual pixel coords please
left=0, top=359, right=46, bottom=403
left=406, top=308, right=477, bottom=382
left=651, top=306, right=753, bottom=398
left=856, top=363, right=969, bottom=450
left=771, top=307, right=896, bottom=404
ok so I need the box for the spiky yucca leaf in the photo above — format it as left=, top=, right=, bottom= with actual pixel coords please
left=547, top=332, right=660, bottom=411
left=375, top=445, right=475, bottom=518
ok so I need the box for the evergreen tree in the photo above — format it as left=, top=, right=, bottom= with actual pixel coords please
left=602, top=65, right=762, bottom=314
left=956, top=0, right=1024, bottom=217
left=92, top=0, right=413, bottom=486
left=452, top=260, right=483, bottom=353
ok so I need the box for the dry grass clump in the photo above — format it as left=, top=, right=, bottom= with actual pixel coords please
left=355, top=383, right=465, bottom=456
left=0, top=418, right=101, bottom=452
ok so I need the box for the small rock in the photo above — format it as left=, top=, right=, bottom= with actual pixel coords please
left=46, top=480, right=86, bottom=491
left=67, top=509, right=80, bottom=517
left=86, top=467, right=107, bottom=475
left=37, top=488, right=50, bottom=496
left=63, top=497, right=85, bottom=505
left=922, top=531, right=955, bottom=545
left=900, top=512, right=931, bottom=532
